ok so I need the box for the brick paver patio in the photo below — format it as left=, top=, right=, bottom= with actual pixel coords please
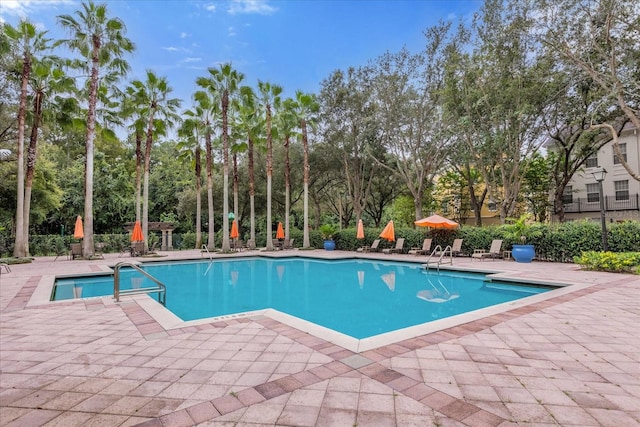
left=1, top=250, right=638, bottom=426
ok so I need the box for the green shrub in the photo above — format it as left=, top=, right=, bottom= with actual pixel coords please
left=0, top=257, right=33, bottom=265
left=574, top=251, right=640, bottom=273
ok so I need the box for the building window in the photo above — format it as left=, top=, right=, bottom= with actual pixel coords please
left=586, top=183, right=599, bottom=203
left=614, top=180, right=629, bottom=201
left=613, top=143, right=627, bottom=164
left=487, top=200, right=497, bottom=212
left=585, top=154, right=598, bottom=168
left=562, top=186, right=573, bottom=204
left=441, top=199, right=449, bottom=214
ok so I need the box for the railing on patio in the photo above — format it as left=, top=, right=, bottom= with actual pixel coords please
left=560, top=194, right=639, bottom=213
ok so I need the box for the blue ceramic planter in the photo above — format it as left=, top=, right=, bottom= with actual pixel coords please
left=323, top=240, right=336, bottom=251
left=512, top=244, right=535, bottom=263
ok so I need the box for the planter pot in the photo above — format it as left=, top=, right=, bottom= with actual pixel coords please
left=512, top=244, right=535, bottom=263
left=323, top=240, right=336, bottom=251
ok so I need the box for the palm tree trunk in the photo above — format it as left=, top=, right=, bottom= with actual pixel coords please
left=143, top=110, right=155, bottom=252
left=221, top=91, right=230, bottom=252
left=135, top=130, right=143, bottom=222
left=83, top=47, right=99, bottom=258
left=13, top=52, right=30, bottom=258
left=206, top=130, right=215, bottom=249
left=266, top=105, right=274, bottom=251
left=302, top=119, right=310, bottom=248
left=249, top=137, right=255, bottom=245
left=22, top=90, right=43, bottom=255
left=195, top=146, right=202, bottom=249
left=233, top=151, right=239, bottom=222
left=284, top=136, right=291, bottom=240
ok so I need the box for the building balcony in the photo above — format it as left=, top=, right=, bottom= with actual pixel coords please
left=560, top=194, right=640, bottom=213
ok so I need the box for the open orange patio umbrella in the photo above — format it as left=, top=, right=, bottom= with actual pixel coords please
left=356, top=219, right=365, bottom=239
left=276, top=222, right=285, bottom=239
left=230, top=220, right=239, bottom=239
left=73, top=215, right=84, bottom=239
left=379, top=220, right=395, bottom=241
left=414, top=214, right=459, bottom=229
left=131, top=220, right=144, bottom=242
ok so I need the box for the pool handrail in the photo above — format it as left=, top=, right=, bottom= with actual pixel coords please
left=201, top=244, right=213, bottom=261
left=113, top=261, right=166, bottom=305
left=422, top=245, right=454, bottom=272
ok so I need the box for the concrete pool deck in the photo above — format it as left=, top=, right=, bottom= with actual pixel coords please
left=1, top=249, right=639, bottom=426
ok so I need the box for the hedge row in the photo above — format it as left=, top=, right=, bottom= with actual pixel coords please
left=334, top=220, right=640, bottom=262
left=5, top=220, right=640, bottom=262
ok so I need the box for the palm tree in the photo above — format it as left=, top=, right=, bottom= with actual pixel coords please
left=294, top=91, right=319, bottom=248
left=236, top=86, right=262, bottom=246
left=121, top=83, right=147, bottom=223
left=230, top=127, right=246, bottom=226
left=177, top=117, right=203, bottom=248
left=277, top=98, right=299, bottom=241
left=23, top=57, right=76, bottom=255
left=4, top=19, right=51, bottom=257
left=203, top=63, right=244, bottom=252
left=58, top=0, right=134, bottom=257
left=257, top=81, right=283, bottom=251
left=130, top=70, right=181, bottom=249
left=191, top=89, right=219, bottom=249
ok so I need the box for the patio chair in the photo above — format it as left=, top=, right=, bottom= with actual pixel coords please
left=283, top=238, right=295, bottom=250
left=148, top=241, right=159, bottom=254
left=70, top=243, right=83, bottom=260
left=0, top=262, right=10, bottom=274
left=119, top=244, right=130, bottom=257
left=451, top=238, right=464, bottom=256
left=472, top=239, right=503, bottom=261
left=383, top=238, right=405, bottom=254
left=358, top=239, right=380, bottom=253
left=94, top=242, right=105, bottom=259
left=131, top=242, right=145, bottom=257
left=232, top=239, right=244, bottom=252
left=432, top=238, right=464, bottom=257
left=408, top=238, right=432, bottom=255
left=244, top=239, right=256, bottom=250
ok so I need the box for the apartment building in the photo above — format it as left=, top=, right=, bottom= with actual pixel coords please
left=558, top=122, right=640, bottom=222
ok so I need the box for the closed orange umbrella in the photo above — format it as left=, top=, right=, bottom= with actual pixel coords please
left=379, top=220, right=395, bottom=242
left=131, top=220, right=144, bottom=242
left=276, top=222, right=285, bottom=239
left=230, top=220, right=239, bottom=239
left=356, top=219, right=365, bottom=239
left=73, top=216, right=84, bottom=239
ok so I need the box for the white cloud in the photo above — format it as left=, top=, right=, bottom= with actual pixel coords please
left=179, top=32, right=190, bottom=39
left=163, top=46, right=179, bottom=52
left=205, top=3, right=216, bottom=12
left=0, top=0, right=74, bottom=18
left=182, top=57, right=202, bottom=63
left=227, top=0, right=277, bottom=16
left=228, top=26, right=236, bottom=36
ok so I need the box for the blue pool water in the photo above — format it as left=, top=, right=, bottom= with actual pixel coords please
left=53, top=258, right=551, bottom=339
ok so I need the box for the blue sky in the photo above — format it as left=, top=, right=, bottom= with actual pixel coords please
left=1, top=0, right=481, bottom=106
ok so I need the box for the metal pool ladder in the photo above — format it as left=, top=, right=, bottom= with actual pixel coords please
left=422, top=245, right=454, bottom=272
left=201, top=244, right=213, bottom=261
left=113, top=261, right=166, bottom=305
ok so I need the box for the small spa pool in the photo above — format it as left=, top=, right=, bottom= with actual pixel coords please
left=53, top=257, right=553, bottom=340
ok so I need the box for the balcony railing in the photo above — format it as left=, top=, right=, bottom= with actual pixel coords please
left=560, top=194, right=640, bottom=213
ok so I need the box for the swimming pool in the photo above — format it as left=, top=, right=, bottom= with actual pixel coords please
left=53, top=257, right=551, bottom=340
